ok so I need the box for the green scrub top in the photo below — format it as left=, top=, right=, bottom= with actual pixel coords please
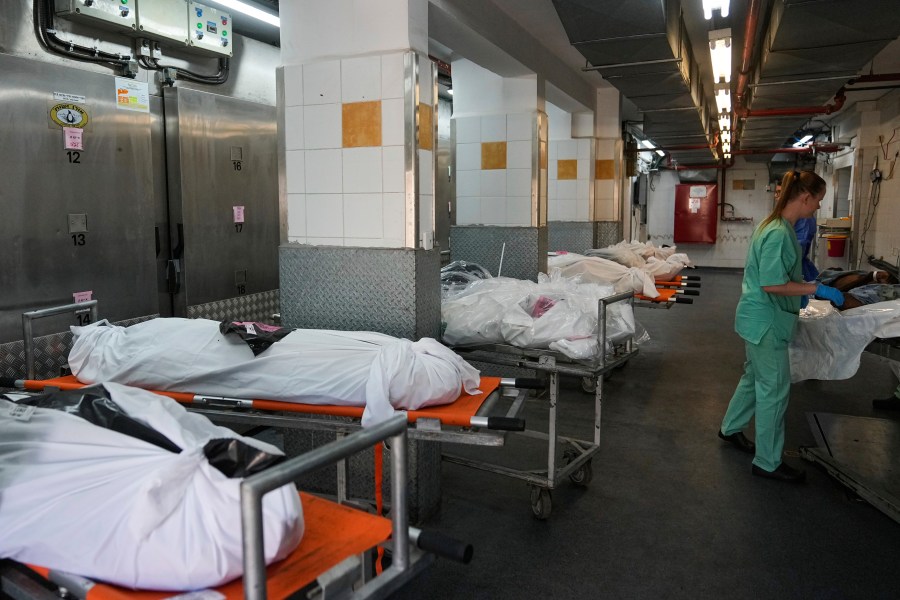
left=735, top=217, right=803, bottom=344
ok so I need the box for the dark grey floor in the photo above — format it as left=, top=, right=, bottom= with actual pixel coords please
left=394, top=268, right=900, bottom=600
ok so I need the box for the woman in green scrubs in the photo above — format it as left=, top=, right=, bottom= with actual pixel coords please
left=718, top=170, right=845, bottom=482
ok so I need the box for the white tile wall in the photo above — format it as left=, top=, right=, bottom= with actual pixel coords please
left=284, top=106, right=304, bottom=151
left=303, top=60, right=341, bottom=105
left=285, top=150, right=305, bottom=194
left=507, top=169, right=531, bottom=197
left=383, top=192, right=406, bottom=241
left=304, top=103, right=341, bottom=149
left=455, top=117, right=480, bottom=143
left=305, top=149, right=342, bottom=194
left=344, top=193, right=384, bottom=238
left=306, top=194, right=344, bottom=237
left=382, top=146, right=405, bottom=193
left=343, top=147, right=382, bottom=193
left=557, top=140, right=577, bottom=160
left=306, top=237, right=344, bottom=246
left=481, top=170, right=506, bottom=196
left=481, top=115, right=507, bottom=142
left=453, top=112, right=538, bottom=226
left=577, top=139, right=591, bottom=160
left=283, top=64, right=303, bottom=107
left=507, top=113, right=532, bottom=141
left=287, top=193, right=306, bottom=237
left=547, top=138, right=594, bottom=222
left=381, top=52, right=405, bottom=100
left=507, top=140, right=532, bottom=169
left=382, top=98, right=405, bottom=147
left=341, top=55, right=381, bottom=102
left=418, top=149, right=433, bottom=196
left=419, top=55, right=434, bottom=106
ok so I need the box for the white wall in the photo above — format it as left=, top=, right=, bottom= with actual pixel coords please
left=451, top=59, right=537, bottom=118
left=644, top=159, right=773, bottom=268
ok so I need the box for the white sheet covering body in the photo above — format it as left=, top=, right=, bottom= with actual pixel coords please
left=790, top=299, right=900, bottom=382
left=0, top=382, right=302, bottom=591
left=441, top=274, right=637, bottom=360
left=547, top=253, right=659, bottom=297
left=584, top=241, right=693, bottom=280
left=69, top=319, right=480, bottom=426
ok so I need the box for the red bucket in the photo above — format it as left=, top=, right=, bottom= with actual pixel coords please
left=826, top=236, right=847, bottom=257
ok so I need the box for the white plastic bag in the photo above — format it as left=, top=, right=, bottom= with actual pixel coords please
left=0, top=382, right=303, bottom=591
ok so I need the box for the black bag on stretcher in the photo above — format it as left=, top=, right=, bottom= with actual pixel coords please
left=0, top=382, right=303, bottom=591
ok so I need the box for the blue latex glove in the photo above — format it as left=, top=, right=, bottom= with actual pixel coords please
left=800, top=294, right=809, bottom=309
left=815, top=283, right=845, bottom=307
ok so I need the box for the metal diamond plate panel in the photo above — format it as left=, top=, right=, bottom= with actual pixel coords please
left=450, top=226, right=547, bottom=281
left=187, top=290, right=280, bottom=323
left=596, top=221, right=623, bottom=249
left=548, top=222, right=596, bottom=254
left=0, top=314, right=157, bottom=380
left=283, top=425, right=441, bottom=524
left=279, top=246, right=440, bottom=340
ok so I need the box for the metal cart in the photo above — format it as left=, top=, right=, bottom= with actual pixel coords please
left=448, top=290, right=639, bottom=519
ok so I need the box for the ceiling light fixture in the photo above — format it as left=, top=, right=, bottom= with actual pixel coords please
left=641, top=139, right=666, bottom=157
left=447, top=88, right=453, bottom=95
left=792, top=134, right=813, bottom=147
left=722, top=141, right=731, bottom=154
left=702, top=0, right=730, bottom=20
left=715, top=86, right=731, bottom=113
left=718, top=113, right=731, bottom=131
left=213, top=0, right=280, bottom=27
left=721, top=130, right=731, bottom=144
left=708, top=29, right=732, bottom=83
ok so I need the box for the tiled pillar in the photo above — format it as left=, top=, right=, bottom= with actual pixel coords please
left=449, top=59, right=548, bottom=279
left=593, top=87, right=623, bottom=246
left=278, top=0, right=439, bottom=339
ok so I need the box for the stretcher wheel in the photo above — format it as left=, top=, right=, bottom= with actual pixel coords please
left=568, top=459, right=593, bottom=487
left=581, top=376, right=597, bottom=393
left=530, top=486, right=552, bottom=520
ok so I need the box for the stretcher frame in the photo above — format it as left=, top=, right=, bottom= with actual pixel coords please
left=0, top=415, right=445, bottom=600
left=448, top=290, right=639, bottom=519
left=799, top=335, right=900, bottom=525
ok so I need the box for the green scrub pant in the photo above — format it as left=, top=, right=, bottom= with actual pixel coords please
left=720, top=328, right=791, bottom=472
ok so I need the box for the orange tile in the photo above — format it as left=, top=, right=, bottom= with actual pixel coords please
left=418, top=104, right=433, bottom=151
left=557, top=159, right=578, bottom=180
left=481, top=141, right=507, bottom=170
left=342, top=101, right=382, bottom=148
left=595, top=159, right=614, bottom=180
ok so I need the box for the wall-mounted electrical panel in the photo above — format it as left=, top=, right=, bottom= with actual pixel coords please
left=56, top=0, right=137, bottom=33
left=134, top=0, right=189, bottom=46
left=187, top=2, right=233, bottom=57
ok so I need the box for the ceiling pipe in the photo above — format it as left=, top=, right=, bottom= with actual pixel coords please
left=626, top=143, right=714, bottom=153
left=734, top=0, right=762, bottom=111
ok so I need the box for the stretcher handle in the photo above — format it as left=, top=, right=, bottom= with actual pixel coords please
left=410, top=527, right=474, bottom=564
left=674, top=296, right=694, bottom=304
left=487, top=416, right=526, bottom=431
left=0, top=378, right=22, bottom=389
left=683, top=282, right=701, bottom=288
left=502, top=377, right=544, bottom=390
left=681, top=289, right=700, bottom=296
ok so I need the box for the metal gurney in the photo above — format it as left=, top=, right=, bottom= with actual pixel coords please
left=448, top=290, right=639, bottom=520
left=0, top=415, right=472, bottom=600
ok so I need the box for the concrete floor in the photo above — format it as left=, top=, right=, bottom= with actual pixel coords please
left=393, top=267, right=900, bottom=600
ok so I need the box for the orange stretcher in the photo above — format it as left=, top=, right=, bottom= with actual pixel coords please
left=22, top=493, right=390, bottom=600
left=11, top=374, right=524, bottom=432
left=654, top=274, right=701, bottom=289
left=635, top=287, right=697, bottom=305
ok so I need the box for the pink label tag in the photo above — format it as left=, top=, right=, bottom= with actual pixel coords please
left=73, top=290, right=93, bottom=303
left=233, top=206, right=245, bottom=223
left=531, top=296, right=557, bottom=318
left=64, top=127, right=84, bottom=150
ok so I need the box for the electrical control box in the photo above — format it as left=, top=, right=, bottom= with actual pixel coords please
left=187, top=2, right=233, bottom=57
left=133, top=0, right=189, bottom=46
left=56, top=0, right=137, bottom=33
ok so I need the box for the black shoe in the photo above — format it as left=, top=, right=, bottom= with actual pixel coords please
left=872, top=397, right=900, bottom=410
left=718, top=430, right=755, bottom=454
left=752, top=463, right=806, bottom=483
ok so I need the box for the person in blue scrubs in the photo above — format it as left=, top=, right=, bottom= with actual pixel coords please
left=794, top=216, right=819, bottom=282
left=718, top=170, right=845, bottom=482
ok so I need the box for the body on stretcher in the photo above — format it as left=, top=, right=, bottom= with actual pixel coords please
left=0, top=415, right=473, bottom=600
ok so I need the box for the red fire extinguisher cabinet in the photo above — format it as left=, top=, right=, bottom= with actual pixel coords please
left=674, top=183, right=718, bottom=244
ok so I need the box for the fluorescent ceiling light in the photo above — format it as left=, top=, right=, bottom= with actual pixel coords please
left=718, top=113, right=731, bottom=131
left=723, top=151, right=732, bottom=159
left=721, top=130, right=731, bottom=143
left=702, top=0, right=730, bottom=19
left=641, top=139, right=665, bottom=157
left=715, top=88, right=731, bottom=113
left=214, top=0, right=280, bottom=27
left=793, top=134, right=813, bottom=147
left=709, top=30, right=732, bottom=83
left=447, top=88, right=453, bottom=95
